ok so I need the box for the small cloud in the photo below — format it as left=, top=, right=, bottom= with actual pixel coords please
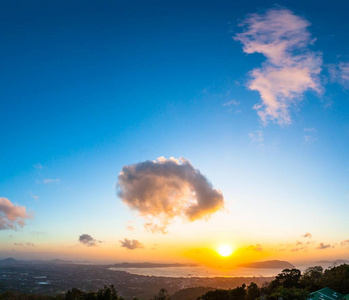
left=127, top=225, right=135, bottom=231
left=316, top=242, right=331, bottom=250
left=144, top=222, right=168, bottom=234
left=303, top=128, right=317, bottom=144
left=329, top=62, right=349, bottom=88
left=304, top=135, right=318, bottom=144
left=29, top=192, right=39, bottom=200
left=30, top=231, right=45, bottom=235
left=223, top=100, right=239, bottom=107
left=290, top=246, right=307, bottom=252
left=249, top=130, right=264, bottom=144
left=304, top=128, right=316, bottom=132
left=0, top=197, right=32, bottom=230
left=33, top=163, right=44, bottom=170
left=246, top=244, right=263, bottom=252
left=235, top=8, right=322, bottom=125
left=117, top=157, right=224, bottom=233
left=43, top=179, right=60, bottom=184
left=303, top=232, right=312, bottom=238
left=14, top=242, right=35, bottom=247
left=223, top=100, right=241, bottom=114
left=341, top=239, right=349, bottom=246
left=78, top=234, right=101, bottom=247
left=296, top=241, right=303, bottom=246
left=119, top=238, right=144, bottom=250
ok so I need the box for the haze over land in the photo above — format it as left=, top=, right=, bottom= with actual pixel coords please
left=1, top=0, right=349, bottom=278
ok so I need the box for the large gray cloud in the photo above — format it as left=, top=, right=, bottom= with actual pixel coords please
left=0, top=197, right=31, bottom=230
left=78, top=234, right=101, bottom=247
left=235, top=8, right=322, bottom=125
left=119, top=238, right=144, bottom=250
left=117, top=157, right=224, bottom=233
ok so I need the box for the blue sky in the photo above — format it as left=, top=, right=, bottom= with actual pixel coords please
left=0, top=0, right=349, bottom=264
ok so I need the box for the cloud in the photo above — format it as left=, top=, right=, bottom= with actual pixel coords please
left=117, top=157, right=224, bottom=233
left=329, top=62, right=349, bottom=88
left=246, top=244, right=263, bottom=252
left=223, top=100, right=239, bottom=107
left=78, top=234, right=101, bottom=247
left=290, top=245, right=307, bottom=252
left=316, top=243, right=331, bottom=250
left=29, top=192, right=39, bottom=200
left=223, top=100, right=241, bottom=114
left=341, top=239, right=349, bottom=246
left=33, top=163, right=44, bottom=170
left=43, top=178, right=60, bottom=184
left=127, top=225, right=135, bottom=231
left=235, top=8, right=322, bottom=125
left=0, top=197, right=31, bottom=230
left=14, top=242, right=35, bottom=247
left=249, top=130, right=264, bottom=144
left=303, top=128, right=317, bottom=144
left=119, top=238, right=144, bottom=250
left=303, top=232, right=312, bottom=238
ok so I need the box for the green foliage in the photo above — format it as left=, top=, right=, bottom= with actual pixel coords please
left=300, top=266, right=323, bottom=292
left=321, top=264, right=349, bottom=294
left=65, top=285, right=123, bottom=300
left=268, top=286, right=308, bottom=300
left=197, top=284, right=247, bottom=300
left=246, top=283, right=260, bottom=300
left=151, top=288, right=171, bottom=300
left=273, top=269, right=302, bottom=289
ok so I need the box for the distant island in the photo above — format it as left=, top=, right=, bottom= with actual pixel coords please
left=316, top=259, right=349, bottom=264
left=238, top=260, right=295, bottom=269
left=111, top=262, right=199, bottom=268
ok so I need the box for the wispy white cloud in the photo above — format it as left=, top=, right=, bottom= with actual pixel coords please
left=235, top=8, right=322, bottom=125
left=43, top=178, right=60, bottom=184
left=223, top=100, right=241, bottom=114
left=329, top=62, right=349, bottom=88
left=223, top=100, right=239, bottom=107
left=33, top=163, right=44, bottom=170
left=0, top=197, right=31, bottom=230
left=249, top=130, right=264, bottom=144
left=303, top=127, right=317, bottom=144
left=29, top=192, right=39, bottom=200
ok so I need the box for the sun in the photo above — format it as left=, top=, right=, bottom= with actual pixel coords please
left=217, top=244, right=234, bottom=257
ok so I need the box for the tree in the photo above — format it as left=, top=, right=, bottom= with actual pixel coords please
left=321, top=264, right=349, bottom=294
left=152, top=288, right=171, bottom=300
left=273, top=269, right=302, bottom=289
left=300, top=266, right=323, bottom=292
left=246, top=282, right=260, bottom=300
left=197, top=285, right=247, bottom=300
left=268, top=287, right=308, bottom=300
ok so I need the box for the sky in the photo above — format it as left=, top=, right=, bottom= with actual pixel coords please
left=1, top=0, right=349, bottom=269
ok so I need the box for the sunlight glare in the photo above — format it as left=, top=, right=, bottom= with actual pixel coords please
left=217, top=244, right=234, bottom=257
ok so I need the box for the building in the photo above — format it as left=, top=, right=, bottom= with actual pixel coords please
left=309, top=288, right=344, bottom=300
